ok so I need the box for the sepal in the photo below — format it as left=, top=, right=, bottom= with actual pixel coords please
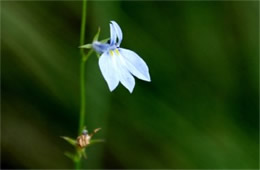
left=79, top=44, right=92, bottom=49
left=61, top=136, right=77, bottom=146
left=89, top=139, right=105, bottom=146
left=64, top=151, right=79, bottom=162
left=93, top=27, right=101, bottom=42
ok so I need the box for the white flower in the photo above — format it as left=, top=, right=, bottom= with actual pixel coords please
left=92, top=21, right=151, bottom=93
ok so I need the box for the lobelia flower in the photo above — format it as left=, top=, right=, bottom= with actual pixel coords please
left=92, top=21, right=151, bottom=93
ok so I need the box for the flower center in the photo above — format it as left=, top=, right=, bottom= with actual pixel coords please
left=115, top=48, right=120, bottom=55
left=109, top=49, right=120, bottom=57
left=109, top=50, right=114, bottom=56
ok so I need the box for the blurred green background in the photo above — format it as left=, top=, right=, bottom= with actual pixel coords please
left=1, top=1, right=259, bottom=169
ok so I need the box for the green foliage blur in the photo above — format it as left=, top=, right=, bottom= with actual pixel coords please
left=1, top=1, right=259, bottom=169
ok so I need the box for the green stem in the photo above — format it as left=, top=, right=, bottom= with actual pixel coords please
left=79, top=59, right=86, bottom=134
left=75, top=160, right=81, bottom=170
left=80, top=0, right=87, bottom=57
left=76, top=0, right=87, bottom=169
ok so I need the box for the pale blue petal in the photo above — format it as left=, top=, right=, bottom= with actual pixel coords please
left=111, top=21, right=123, bottom=46
left=119, top=48, right=151, bottom=82
left=92, top=41, right=110, bottom=53
left=98, top=52, right=119, bottom=91
left=114, top=54, right=135, bottom=93
left=120, top=70, right=135, bottom=93
left=110, top=23, right=116, bottom=46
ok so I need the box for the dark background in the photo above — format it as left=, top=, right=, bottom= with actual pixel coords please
left=1, top=1, right=259, bottom=169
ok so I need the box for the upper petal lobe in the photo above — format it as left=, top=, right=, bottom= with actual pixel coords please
left=110, top=21, right=123, bottom=46
left=110, top=23, right=117, bottom=46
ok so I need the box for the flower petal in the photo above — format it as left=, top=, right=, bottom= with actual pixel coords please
left=110, top=23, right=117, bottom=46
left=114, top=54, right=135, bottom=93
left=111, top=21, right=123, bottom=46
left=98, top=52, right=119, bottom=91
left=120, top=70, right=135, bottom=93
left=119, top=48, right=151, bottom=82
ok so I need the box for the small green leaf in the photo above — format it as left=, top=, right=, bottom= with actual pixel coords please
left=61, top=136, right=77, bottom=146
left=93, top=27, right=101, bottom=42
left=79, top=44, right=92, bottom=49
